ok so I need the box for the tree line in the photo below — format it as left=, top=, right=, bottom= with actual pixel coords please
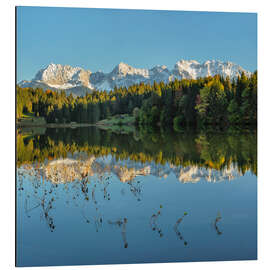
left=16, top=71, right=257, bottom=127
left=17, top=127, right=257, bottom=175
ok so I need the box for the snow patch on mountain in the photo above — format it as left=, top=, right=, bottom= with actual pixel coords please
left=18, top=60, right=251, bottom=95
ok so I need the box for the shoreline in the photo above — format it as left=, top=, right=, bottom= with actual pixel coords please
left=16, top=123, right=97, bottom=128
left=16, top=122, right=134, bottom=129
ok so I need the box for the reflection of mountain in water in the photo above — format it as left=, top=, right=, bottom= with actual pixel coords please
left=43, top=157, right=96, bottom=183
left=17, top=127, right=257, bottom=177
left=176, top=165, right=241, bottom=183
left=18, top=155, right=242, bottom=184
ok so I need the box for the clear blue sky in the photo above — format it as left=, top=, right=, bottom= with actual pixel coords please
left=16, top=6, right=257, bottom=82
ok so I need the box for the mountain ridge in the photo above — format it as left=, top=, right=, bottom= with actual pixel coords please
left=18, top=60, right=251, bottom=96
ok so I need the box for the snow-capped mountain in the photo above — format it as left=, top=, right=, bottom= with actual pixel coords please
left=172, top=60, right=249, bottom=79
left=18, top=60, right=251, bottom=95
left=19, top=63, right=94, bottom=96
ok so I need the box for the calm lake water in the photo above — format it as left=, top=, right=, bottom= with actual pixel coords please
left=16, top=127, right=257, bottom=267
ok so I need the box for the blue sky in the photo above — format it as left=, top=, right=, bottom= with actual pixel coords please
left=16, top=7, right=257, bottom=82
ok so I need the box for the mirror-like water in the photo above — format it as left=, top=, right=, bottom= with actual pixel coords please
left=16, top=127, right=257, bottom=267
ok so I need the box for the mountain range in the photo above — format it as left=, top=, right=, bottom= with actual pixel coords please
left=18, top=60, right=251, bottom=96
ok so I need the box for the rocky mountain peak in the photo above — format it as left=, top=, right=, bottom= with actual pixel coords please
left=112, top=62, right=132, bottom=75
left=19, top=59, right=251, bottom=95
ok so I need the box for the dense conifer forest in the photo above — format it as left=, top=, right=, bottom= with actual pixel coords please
left=16, top=71, right=257, bottom=128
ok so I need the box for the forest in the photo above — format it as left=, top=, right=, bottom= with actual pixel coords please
left=16, top=71, right=257, bottom=128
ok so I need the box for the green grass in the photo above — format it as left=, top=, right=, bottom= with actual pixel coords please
left=18, top=112, right=46, bottom=125
left=97, top=114, right=135, bottom=134
left=98, top=114, right=135, bottom=126
left=22, top=112, right=35, bottom=118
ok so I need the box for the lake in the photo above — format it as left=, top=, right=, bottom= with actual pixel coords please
left=16, top=127, right=257, bottom=267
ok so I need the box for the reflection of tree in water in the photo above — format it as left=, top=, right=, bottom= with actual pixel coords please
left=17, top=127, right=257, bottom=176
left=213, top=212, right=222, bottom=235
left=150, top=206, right=163, bottom=237
left=108, top=218, right=128, bottom=248
left=173, top=212, right=188, bottom=246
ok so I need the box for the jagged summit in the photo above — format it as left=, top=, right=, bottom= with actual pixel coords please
left=34, top=63, right=84, bottom=82
left=112, top=62, right=149, bottom=77
left=18, top=59, right=251, bottom=96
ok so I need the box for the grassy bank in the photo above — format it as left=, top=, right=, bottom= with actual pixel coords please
left=96, top=114, right=135, bottom=134
left=97, top=114, right=135, bottom=126
left=16, top=113, right=135, bottom=133
left=17, top=112, right=46, bottom=126
left=17, top=113, right=95, bottom=128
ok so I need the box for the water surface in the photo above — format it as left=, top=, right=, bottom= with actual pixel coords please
left=16, top=127, right=257, bottom=266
